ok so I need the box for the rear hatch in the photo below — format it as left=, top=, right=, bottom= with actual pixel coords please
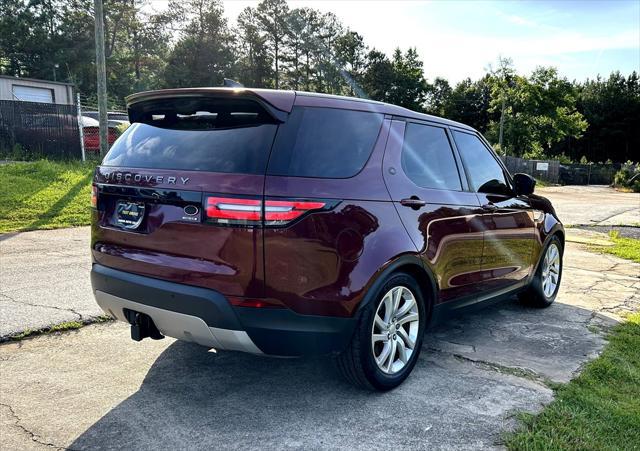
left=91, top=90, right=293, bottom=299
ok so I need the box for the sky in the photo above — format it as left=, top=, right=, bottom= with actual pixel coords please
left=151, top=0, right=640, bottom=83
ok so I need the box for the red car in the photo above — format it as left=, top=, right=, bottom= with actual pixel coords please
left=81, top=116, right=119, bottom=153
left=90, top=88, right=564, bottom=390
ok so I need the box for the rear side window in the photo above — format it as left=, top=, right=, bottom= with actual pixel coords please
left=102, top=97, right=278, bottom=174
left=267, top=107, right=384, bottom=178
left=401, top=123, right=462, bottom=191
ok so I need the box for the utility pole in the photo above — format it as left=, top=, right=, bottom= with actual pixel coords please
left=498, top=96, right=506, bottom=152
left=94, top=0, right=108, bottom=157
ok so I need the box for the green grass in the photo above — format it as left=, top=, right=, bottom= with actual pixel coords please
left=5, top=316, right=113, bottom=342
left=595, top=231, right=640, bottom=264
left=506, top=312, right=640, bottom=450
left=0, top=160, right=95, bottom=233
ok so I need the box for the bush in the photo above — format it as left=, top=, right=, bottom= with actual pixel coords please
left=613, top=160, right=640, bottom=192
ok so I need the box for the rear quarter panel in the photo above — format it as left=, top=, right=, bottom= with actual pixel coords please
left=263, top=118, right=419, bottom=317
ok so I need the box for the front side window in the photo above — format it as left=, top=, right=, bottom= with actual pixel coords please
left=453, top=131, right=511, bottom=195
left=401, top=123, right=462, bottom=191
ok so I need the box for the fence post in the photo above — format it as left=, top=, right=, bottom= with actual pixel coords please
left=76, top=93, right=86, bottom=162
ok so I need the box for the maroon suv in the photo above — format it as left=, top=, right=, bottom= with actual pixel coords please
left=90, top=88, right=564, bottom=390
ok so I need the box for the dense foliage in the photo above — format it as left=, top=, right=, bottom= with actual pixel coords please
left=613, top=161, right=640, bottom=192
left=1, top=0, right=638, bottom=162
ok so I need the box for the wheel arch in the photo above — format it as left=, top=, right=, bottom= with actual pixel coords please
left=355, top=254, right=437, bottom=322
left=531, top=225, right=565, bottom=281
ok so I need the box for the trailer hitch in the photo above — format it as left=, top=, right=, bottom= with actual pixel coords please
left=123, top=309, right=164, bottom=341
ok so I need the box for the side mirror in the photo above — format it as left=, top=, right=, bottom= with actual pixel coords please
left=513, top=173, right=536, bottom=196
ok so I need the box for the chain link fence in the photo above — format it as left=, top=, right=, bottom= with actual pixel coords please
left=501, top=155, right=622, bottom=185
left=0, top=100, right=82, bottom=160
left=0, top=99, right=127, bottom=161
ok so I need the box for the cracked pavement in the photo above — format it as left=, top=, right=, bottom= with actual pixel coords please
left=0, top=186, right=638, bottom=450
left=0, top=227, right=99, bottom=339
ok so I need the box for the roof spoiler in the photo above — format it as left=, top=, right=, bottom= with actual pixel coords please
left=125, top=88, right=295, bottom=122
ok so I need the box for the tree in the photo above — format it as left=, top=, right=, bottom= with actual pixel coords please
left=441, top=76, right=493, bottom=132
left=296, top=7, right=321, bottom=91
left=388, top=48, right=428, bottom=110
left=362, top=47, right=428, bottom=109
left=163, top=0, right=234, bottom=88
left=334, top=31, right=367, bottom=96
left=574, top=71, right=640, bottom=162
left=256, top=0, right=289, bottom=89
left=235, top=6, right=272, bottom=87
left=282, top=8, right=306, bottom=89
left=362, top=49, right=394, bottom=102
left=425, top=77, right=452, bottom=116
left=312, top=12, right=344, bottom=94
left=485, top=65, right=587, bottom=158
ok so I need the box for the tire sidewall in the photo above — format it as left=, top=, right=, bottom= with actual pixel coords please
left=358, top=273, right=427, bottom=390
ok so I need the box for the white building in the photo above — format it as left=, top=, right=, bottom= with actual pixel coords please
left=0, top=75, right=74, bottom=105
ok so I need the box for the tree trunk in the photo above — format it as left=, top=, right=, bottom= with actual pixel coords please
left=274, top=39, right=279, bottom=89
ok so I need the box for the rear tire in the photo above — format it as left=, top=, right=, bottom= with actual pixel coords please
left=519, top=235, right=563, bottom=308
left=336, top=272, right=427, bottom=390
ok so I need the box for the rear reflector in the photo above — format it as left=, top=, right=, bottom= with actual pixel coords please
left=205, top=195, right=333, bottom=227
left=91, top=185, right=98, bottom=208
left=228, top=297, right=285, bottom=309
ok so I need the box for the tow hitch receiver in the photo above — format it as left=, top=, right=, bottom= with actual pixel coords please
left=123, top=309, right=164, bottom=341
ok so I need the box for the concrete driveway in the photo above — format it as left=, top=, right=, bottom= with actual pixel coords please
left=0, top=227, right=99, bottom=339
left=536, top=185, right=639, bottom=226
left=0, top=185, right=638, bottom=450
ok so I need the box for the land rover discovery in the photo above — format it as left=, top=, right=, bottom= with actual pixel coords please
left=90, top=88, right=564, bottom=390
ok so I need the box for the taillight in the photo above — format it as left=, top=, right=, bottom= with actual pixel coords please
left=206, top=197, right=262, bottom=225
left=264, top=199, right=327, bottom=226
left=91, top=184, right=98, bottom=208
left=204, top=195, right=335, bottom=227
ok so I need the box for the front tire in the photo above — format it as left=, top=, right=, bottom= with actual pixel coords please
left=336, top=273, right=427, bottom=390
left=520, top=235, right=563, bottom=308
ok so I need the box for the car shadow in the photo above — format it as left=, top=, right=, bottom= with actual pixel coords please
left=69, top=297, right=616, bottom=450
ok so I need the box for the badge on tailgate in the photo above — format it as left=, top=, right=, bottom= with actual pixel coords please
left=116, top=201, right=146, bottom=229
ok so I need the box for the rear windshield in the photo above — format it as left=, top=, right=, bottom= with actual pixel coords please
left=267, top=107, right=384, bottom=178
left=101, top=97, right=278, bottom=174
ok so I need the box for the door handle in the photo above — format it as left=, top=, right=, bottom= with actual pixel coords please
left=400, top=197, right=427, bottom=209
left=482, top=203, right=498, bottom=212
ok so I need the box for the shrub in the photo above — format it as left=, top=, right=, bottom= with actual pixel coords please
left=613, top=160, right=640, bottom=192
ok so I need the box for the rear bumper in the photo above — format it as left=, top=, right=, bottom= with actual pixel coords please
left=90, top=264, right=356, bottom=356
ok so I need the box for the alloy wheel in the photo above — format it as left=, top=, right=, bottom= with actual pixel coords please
left=371, top=286, right=420, bottom=374
left=541, top=243, right=561, bottom=298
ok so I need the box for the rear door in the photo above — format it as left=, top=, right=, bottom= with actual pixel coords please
left=91, top=94, right=286, bottom=299
left=382, top=120, right=486, bottom=303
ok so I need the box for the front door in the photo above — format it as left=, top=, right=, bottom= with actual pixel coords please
left=451, top=130, right=536, bottom=293
left=383, top=120, right=486, bottom=304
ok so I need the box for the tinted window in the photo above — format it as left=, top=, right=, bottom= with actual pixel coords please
left=102, top=98, right=278, bottom=173
left=453, top=131, right=511, bottom=195
left=401, top=123, right=461, bottom=190
left=268, top=107, right=384, bottom=178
